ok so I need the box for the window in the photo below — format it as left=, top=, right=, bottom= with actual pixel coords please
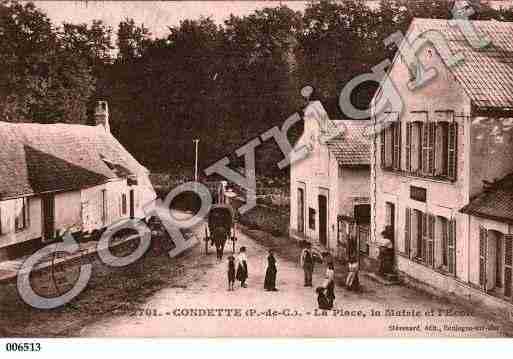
left=505, top=235, right=513, bottom=298
left=355, top=204, right=371, bottom=225
left=14, top=197, right=30, bottom=231
left=410, top=186, right=427, bottom=202
left=407, top=121, right=423, bottom=173
left=435, top=122, right=449, bottom=176
left=309, top=208, right=315, bottom=230
left=439, top=216, right=456, bottom=274
left=479, top=226, right=487, bottom=289
left=297, top=188, right=305, bottom=233
left=478, top=230, right=513, bottom=296
left=121, top=193, right=127, bottom=216
left=404, top=208, right=455, bottom=274
left=440, top=217, right=449, bottom=267
left=380, top=114, right=401, bottom=170
left=405, top=208, right=411, bottom=256
left=414, top=209, right=423, bottom=260
left=404, top=112, right=457, bottom=180
left=421, top=122, right=436, bottom=174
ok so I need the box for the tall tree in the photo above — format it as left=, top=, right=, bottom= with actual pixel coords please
left=116, top=18, right=151, bottom=62
left=0, top=0, right=95, bottom=124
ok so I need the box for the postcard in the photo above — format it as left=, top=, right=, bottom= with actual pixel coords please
left=1, top=0, right=513, bottom=341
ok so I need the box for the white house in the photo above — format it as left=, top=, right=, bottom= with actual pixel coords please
left=290, top=101, right=371, bottom=261
left=0, top=101, right=157, bottom=260
left=371, top=18, right=513, bottom=310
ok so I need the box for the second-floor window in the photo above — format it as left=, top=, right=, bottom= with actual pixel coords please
left=381, top=111, right=458, bottom=181
left=380, top=113, right=401, bottom=170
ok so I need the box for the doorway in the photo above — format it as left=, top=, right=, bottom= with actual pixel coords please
left=42, top=194, right=55, bottom=242
left=129, top=189, right=135, bottom=219
left=385, top=202, right=395, bottom=244
left=318, top=194, right=328, bottom=246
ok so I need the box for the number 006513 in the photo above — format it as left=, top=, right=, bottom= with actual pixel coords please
left=5, top=342, right=41, bottom=352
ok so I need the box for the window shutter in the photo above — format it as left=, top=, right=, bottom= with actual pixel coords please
left=24, top=198, right=30, bottom=228
left=14, top=199, right=18, bottom=230
left=479, top=226, right=487, bottom=289
left=448, top=122, right=458, bottom=181
left=448, top=218, right=456, bottom=275
left=380, top=130, right=386, bottom=168
left=427, top=214, right=435, bottom=267
left=405, top=123, right=412, bottom=172
left=0, top=206, right=5, bottom=235
left=421, top=212, right=427, bottom=261
left=405, top=207, right=411, bottom=257
left=429, top=122, right=436, bottom=175
left=504, top=234, right=513, bottom=298
left=393, top=122, right=401, bottom=170
left=1, top=205, right=12, bottom=234
left=442, top=218, right=448, bottom=266
left=421, top=122, right=429, bottom=174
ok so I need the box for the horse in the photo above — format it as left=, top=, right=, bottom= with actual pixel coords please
left=211, top=226, right=228, bottom=260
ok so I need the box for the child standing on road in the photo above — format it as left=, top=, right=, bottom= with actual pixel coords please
left=227, top=255, right=236, bottom=291
left=236, top=246, right=248, bottom=288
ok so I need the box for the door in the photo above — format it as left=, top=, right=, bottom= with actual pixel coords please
left=385, top=202, right=395, bottom=243
left=318, top=195, right=327, bottom=246
left=297, top=187, right=305, bottom=233
left=42, top=195, right=55, bottom=242
left=129, top=189, right=135, bottom=219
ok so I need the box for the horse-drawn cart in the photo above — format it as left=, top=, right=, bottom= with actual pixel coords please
left=204, top=204, right=237, bottom=259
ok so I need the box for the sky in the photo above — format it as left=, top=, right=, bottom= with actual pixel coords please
left=34, top=1, right=310, bottom=39
left=33, top=0, right=513, bottom=41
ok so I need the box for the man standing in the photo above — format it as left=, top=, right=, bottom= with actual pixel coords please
left=300, top=242, right=315, bottom=287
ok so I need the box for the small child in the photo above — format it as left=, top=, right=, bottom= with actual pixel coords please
left=227, top=255, right=236, bottom=291
left=316, top=287, right=331, bottom=310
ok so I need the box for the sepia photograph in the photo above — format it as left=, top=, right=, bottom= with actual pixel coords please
left=1, top=0, right=513, bottom=343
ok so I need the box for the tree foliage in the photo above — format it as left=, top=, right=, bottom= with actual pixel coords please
left=2, top=0, right=513, bottom=173
left=0, top=0, right=98, bottom=123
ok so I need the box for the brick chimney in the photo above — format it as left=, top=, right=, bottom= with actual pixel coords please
left=94, top=100, right=110, bottom=132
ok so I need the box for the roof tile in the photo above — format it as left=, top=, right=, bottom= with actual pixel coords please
left=325, top=120, right=371, bottom=167
left=412, top=18, right=513, bottom=109
left=0, top=122, right=148, bottom=200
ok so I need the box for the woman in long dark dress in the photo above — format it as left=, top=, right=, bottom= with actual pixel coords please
left=325, top=262, right=335, bottom=309
left=264, top=249, right=278, bottom=291
left=227, top=255, right=236, bottom=291
left=236, top=246, right=248, bottom=288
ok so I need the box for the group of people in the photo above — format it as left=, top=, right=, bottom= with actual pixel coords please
left=226, top=242, right=361, bottom=310
left=226, top=246, right=278, bottom=291
left=227, top=246, right=249, bottom=290
left=300, top=242, right=360, bottom=310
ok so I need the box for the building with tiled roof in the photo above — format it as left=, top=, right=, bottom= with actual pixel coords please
left=460, top=172, right=513, bottom=224
left=289, top=101, right=371, bottom=260
left=371, top=18, right=513, bottom=312
left=412, top=18, right=513, bottom=110
left=0, top=101, right=156, bottom=260
left=325, top=120, right=371, bottom=167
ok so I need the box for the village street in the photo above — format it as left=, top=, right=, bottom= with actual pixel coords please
left=72, top=223, right=509, bottom=338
